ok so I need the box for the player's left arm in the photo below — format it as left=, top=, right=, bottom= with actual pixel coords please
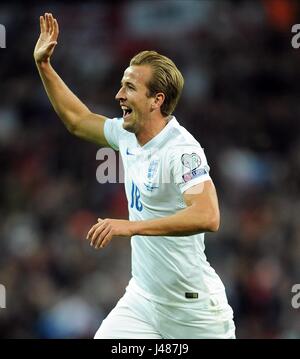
left=86, top=180, right=220, bottom=249
left=133, top=180, right=219, bottom=236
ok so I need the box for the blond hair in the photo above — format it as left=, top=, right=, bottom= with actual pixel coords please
left=130, top=50, right=184, bottom=116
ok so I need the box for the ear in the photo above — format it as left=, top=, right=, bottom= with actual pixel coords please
left=151, top=92, right=165, bottom=111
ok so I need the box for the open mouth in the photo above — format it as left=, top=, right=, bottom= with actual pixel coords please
left=121, top=106, right=133, bottom=119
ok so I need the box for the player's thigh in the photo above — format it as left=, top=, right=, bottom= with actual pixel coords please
left=94, top=292, right=162, bottom=339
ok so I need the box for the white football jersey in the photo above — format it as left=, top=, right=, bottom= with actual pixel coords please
left=104, top=116, right=227, bottom=306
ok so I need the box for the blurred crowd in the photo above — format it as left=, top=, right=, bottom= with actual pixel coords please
left=0, top=0, right=300, bottom=338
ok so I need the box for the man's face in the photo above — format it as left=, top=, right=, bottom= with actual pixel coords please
left=115, top=65, right=154, bottom=134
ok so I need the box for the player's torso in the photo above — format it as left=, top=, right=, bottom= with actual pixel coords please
left=113, top=118, right=226, bottom=303
left=119, top=139, right=182, bottom=220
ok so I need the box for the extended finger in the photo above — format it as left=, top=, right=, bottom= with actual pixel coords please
left=52, top=18, right=59, bottom=40
left=45, top=13, right=50, bottom=33
left=98, top=229, right=113, bottom=249
left=86, top=223, right=98, bottom=240
left=40, top=16, right=46, bottom=34
left=48, top=13, right=54, bottom=34
left=86, top=218, right=103, bottom=241
left=95, top=226, right=112, bottom=249
left=90, top=222, right=106, bottom=246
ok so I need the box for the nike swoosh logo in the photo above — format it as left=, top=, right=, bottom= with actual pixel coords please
left=144, top=183, right=159, bottom=191
left=126, top=148, right=134, bottom=155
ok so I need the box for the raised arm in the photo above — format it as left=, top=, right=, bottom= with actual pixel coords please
left=34, top=13, right=109, bottom=146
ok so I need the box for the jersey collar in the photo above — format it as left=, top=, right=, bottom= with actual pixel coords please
left=139, top=116, right=178, bottom=150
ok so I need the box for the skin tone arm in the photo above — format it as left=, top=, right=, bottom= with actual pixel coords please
left=86, top=180, right=220, bottom=249
left=34, top=13, right=109, bottom=146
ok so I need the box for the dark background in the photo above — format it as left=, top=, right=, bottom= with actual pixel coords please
left=0, top=0, right=300, bottom=338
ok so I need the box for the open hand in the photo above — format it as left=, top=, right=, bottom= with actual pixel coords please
left=34, top=13, right=59, bottom=64
left=86, top=218, right=134, bottom=249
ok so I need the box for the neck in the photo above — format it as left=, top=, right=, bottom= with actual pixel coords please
left=136, top=115, right=171, bottom=146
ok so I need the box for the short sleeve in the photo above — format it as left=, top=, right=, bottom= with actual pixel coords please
left=170, top=145, right=211, bottom=193
left=104, top=117, right=124, bottom=151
